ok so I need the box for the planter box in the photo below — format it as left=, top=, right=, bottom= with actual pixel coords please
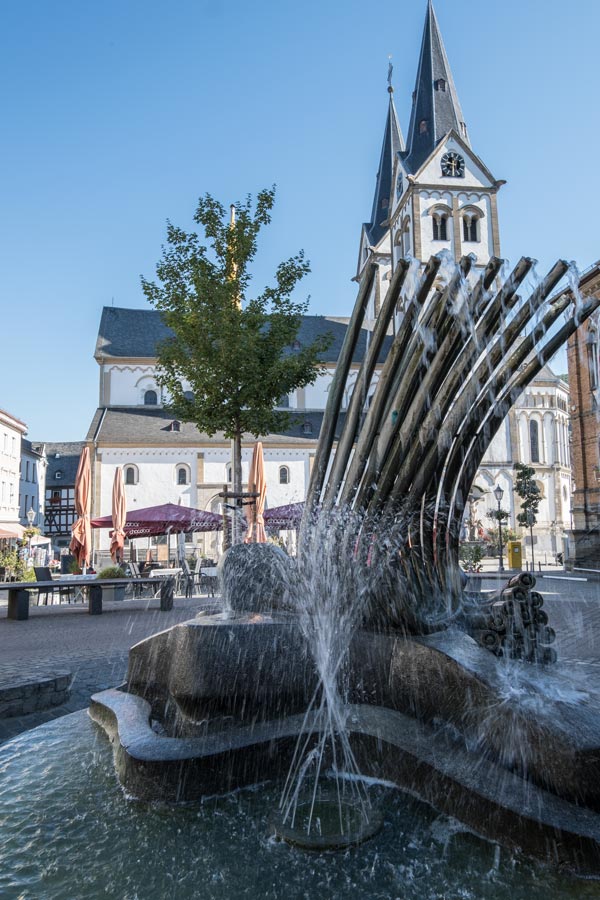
left=100, top=584, right=126, bottom=602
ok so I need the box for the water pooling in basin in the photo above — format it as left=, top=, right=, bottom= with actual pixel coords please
left=1, top=711, right=599, bottom=900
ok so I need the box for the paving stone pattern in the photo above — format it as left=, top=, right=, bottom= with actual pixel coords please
left=0, top=594, right=218, bottom=745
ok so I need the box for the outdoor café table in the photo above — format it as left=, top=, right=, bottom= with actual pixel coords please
left=51, top=572, right=96, bottom=603
left=148, top=567, right=183, bottom=597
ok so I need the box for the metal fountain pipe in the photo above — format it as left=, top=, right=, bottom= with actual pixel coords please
left=383, top=258, right=537, bottom=508
left=360, top=257, right=475, bottom=514
left=322, top=259, right=410, bottom=508
left=435, top=262, right=572, bottom=569
left=338, top=257, right=441, bottom=509
left=448, top=288, right=600, bottom=546
left=373, top=257, right=519, bottom=513
left=405, top=257, right=569, bottom=513
left=301, top=262, right=377, bottom=527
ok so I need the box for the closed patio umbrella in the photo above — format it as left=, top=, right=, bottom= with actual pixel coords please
left=245, top=441, right=267, bottom=543
left=110, top=467, right=127, bottom=564
left=70, top=446, right=91, bottom=569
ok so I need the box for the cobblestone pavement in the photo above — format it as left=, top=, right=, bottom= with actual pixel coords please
left=1, top=573, right=600, bottom=746
left=0, top=593, right=219, bottom=745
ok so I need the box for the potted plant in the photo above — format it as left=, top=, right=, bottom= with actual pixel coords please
left=96, top=566, right=127, bottom=602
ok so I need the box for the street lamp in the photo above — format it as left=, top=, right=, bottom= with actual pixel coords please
left=26, top=506, right=36, bottom=564
left=493, top=484, right=504, bottom=572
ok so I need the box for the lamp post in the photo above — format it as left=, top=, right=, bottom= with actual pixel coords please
left=493, top=484, right=504, bottom=572
left=26, top=506, right=36, bottom=564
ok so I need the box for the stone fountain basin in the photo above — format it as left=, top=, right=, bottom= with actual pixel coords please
left=89, top=688, right=600, bottom=877
left=124, top=613, right=600, bottom=807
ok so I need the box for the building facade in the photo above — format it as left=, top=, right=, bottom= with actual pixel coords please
left=0, top=407, right=27, bottom=538
left=566, top=264, right=600, bottom=566
left=19, top=439, right=47, bottom=530
left=42, top=442, right=84, bottom=552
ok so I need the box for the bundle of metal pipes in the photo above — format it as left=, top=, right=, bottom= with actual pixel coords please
left=462, top=573, right=556, bottom=664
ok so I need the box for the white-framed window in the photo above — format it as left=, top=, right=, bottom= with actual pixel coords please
left=144, top=389, right=158, bottom=405
left=124, top=465, right=139, bottom=485
left=279, top=465, right=290, bottom=485
left=176, top=465, right=190, bottom=485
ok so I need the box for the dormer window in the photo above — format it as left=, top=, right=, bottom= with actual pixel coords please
left=419, top=119, right=429, bottom=135
left=434, top=78, right=446, bottom=92
left=55, top=471, right=62, bottom=480
left=169, top=420, right=181, bottom=432
left=381, top=197, right=389, bottom=209
left=302, top=421, right=313, bottom=435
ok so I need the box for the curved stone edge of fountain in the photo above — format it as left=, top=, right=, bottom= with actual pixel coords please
left=89, top=688, right=600, bottom=877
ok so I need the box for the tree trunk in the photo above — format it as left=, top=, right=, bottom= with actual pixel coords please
left=231, top=430, right=243, bottom=545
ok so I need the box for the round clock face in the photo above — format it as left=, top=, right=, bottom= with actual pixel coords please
left=441, top=151, right=465, bottom=177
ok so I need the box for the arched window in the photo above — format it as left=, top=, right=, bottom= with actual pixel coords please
left=177, top=466, right=189, bottom=485
left=124, top=465, right=138, bottom=485
left=529, top=420, right=540, bottom=463
left=586, top=331, right=598, bottom=391
left=432, top=215, right=448, bottom=241
left=302, top=421, right=313, bottom=435
left=419, top=119, right=429, bottom=134
left=144, top=389, right=158, bottom=406
left=226, top=464, right=232, bottom=483
left=462, top=215, right=479, bottom=242
left=279, top=466, right=290, bottom=485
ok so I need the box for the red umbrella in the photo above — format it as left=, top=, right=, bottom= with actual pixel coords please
left=245, top=442, right=267, bottom=543
left=110, top=467, right=126, bottom=564
left=91, top=502, right=222, bottom=538
left=70, top=446, right=91, bottom=568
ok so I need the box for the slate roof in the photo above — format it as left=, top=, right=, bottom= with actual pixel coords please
left=44, top=442, right=85, bottom=486
left=366, top=94, right=405, bottom=247
left=95, top=307, right=392, bottom=365
left=86, top=407, right=344, bottom=446
left=403, top=0, right=469, bottom=174
left=21, top=438, right=44, bottom=459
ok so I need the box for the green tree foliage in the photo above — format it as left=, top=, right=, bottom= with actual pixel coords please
left=514, top=463, right=541, bottom=528
left=142, top=188, right=331, bottom=443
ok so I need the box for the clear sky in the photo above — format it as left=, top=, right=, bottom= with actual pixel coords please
left=1, top=0, right=599, bottom=442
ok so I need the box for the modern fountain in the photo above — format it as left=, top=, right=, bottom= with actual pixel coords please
left=84, top=254, right=600, bottom=871
left=2, top=253, right=600, bottom=897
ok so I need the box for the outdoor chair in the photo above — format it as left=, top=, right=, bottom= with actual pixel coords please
left=33, top=566, right=77, bottom=605
left=128, top=561, right=146, bottom=598
left=180, top=560, right=194, bottom=598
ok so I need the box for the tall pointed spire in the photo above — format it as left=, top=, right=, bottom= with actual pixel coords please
left=366, top=72, right=405, bottom=247
left=404, top=0, right=469, bottom=173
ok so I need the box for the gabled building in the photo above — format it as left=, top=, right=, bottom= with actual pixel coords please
left=0, top=407, right=27, bottom=539
left=43, top=442, right=84, bottom=551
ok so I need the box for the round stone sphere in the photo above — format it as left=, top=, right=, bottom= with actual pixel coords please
left=218, top=543, right=293, bottom=614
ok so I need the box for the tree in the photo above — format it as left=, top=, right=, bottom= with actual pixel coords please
left=142, top=187, right=331, bottom=542
left=514, top=463, right=541, bottom=567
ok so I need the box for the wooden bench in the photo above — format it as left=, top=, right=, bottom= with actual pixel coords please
left=0, top=576, right=176, bottom=620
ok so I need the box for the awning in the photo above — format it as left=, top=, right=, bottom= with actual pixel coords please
left=264, top=502, right=304, bottom=529
left=91, top=502, right=223, bottom=538
left=0, top=523, right=25, bottom=539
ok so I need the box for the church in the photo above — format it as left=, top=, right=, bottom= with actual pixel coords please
left=83, top=1, right=571, bottom=565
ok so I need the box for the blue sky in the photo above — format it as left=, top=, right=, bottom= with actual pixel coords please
left=1, top=0, right=599, bottom=441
